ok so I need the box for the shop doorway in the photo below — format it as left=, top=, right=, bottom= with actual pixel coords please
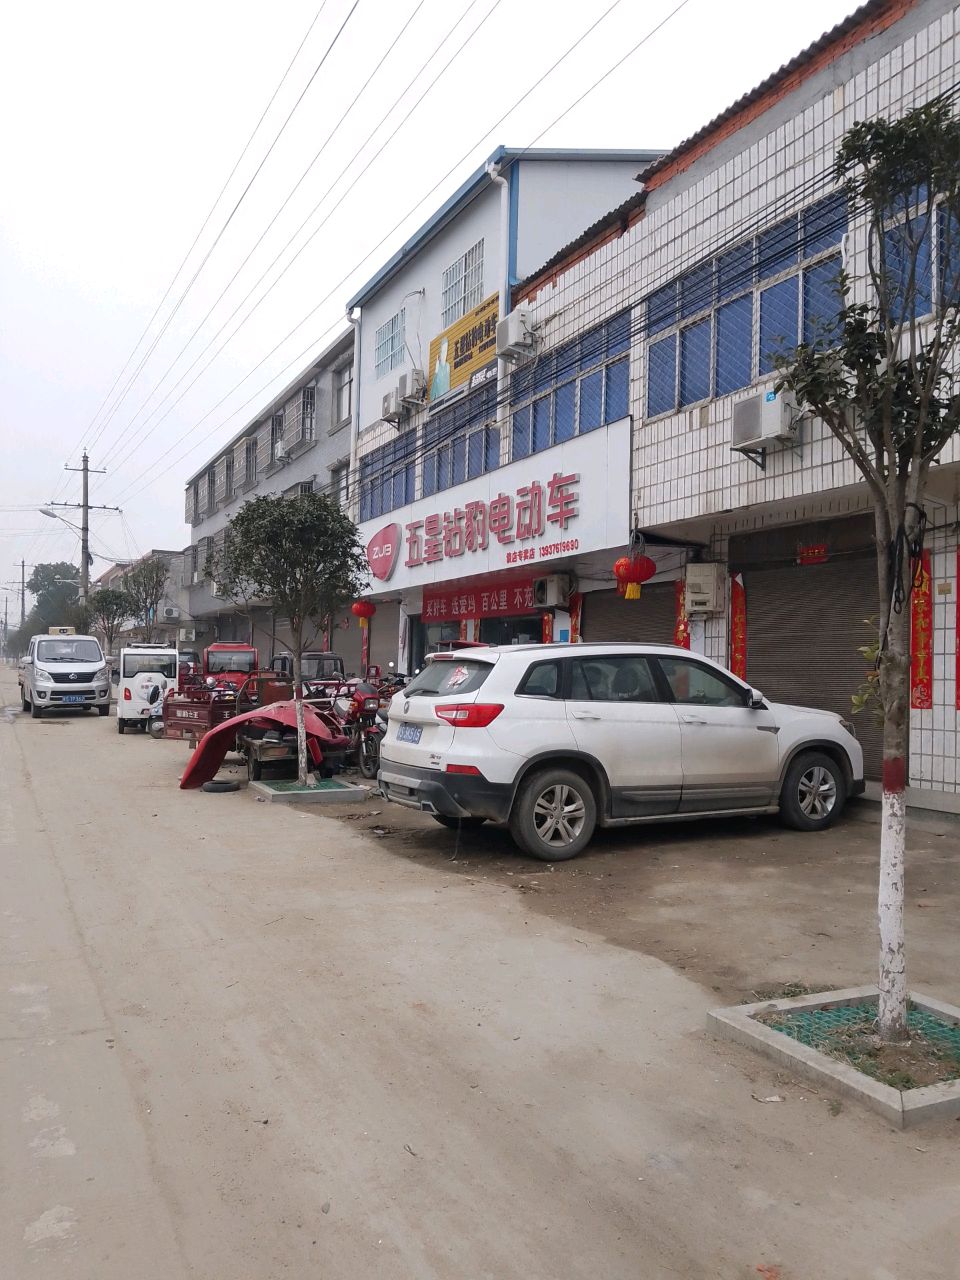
left=478, top=616, right=542, bottom=646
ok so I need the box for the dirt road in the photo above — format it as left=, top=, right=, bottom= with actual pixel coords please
left=2, top=670, right=959, bottom=1279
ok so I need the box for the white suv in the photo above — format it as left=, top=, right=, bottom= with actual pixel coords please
left=379, top=643, right=864, bottom=861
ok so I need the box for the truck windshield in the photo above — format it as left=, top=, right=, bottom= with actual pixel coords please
left=36, top=639, right=103, bottom=664
left=206, top=649, right=257, bottom=674
left=302, top=655, right=343, bottom=679
left=123, top=654, right=178, bottom=679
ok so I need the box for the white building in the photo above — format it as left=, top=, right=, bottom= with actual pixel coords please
left=182, top=329, right=375, bottom=671
left=514, top=0, right=960, bottom=807
left=348, top=147, right=661, bottom=669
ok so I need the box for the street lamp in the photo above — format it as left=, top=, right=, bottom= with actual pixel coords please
left=40, top=507, right=81, bottom=533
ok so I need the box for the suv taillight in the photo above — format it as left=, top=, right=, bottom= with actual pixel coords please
left=435, top=703, right=503, bottom=728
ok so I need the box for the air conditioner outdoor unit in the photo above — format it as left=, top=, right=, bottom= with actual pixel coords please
left=381, top=390, right=403, bottom=423
left=533, top=575, right=573, bottom=608
left=731, top=389, right=798, bottom=452
left=684, top=562, right=725, bottom=615
left=496, top=306, right=536, bottom=361
left=163, top=606, right=180, bottom=620
left=399, top=369, right=426, bottom=406
left=178, top=627, right=196, bottom=643
left=274, top=440, right=290, bottom=462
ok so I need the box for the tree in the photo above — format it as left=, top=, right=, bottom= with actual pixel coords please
left=27, top=562, right=80, bottom=626
left=211, top=493, right=367, bottom=785
left=776, top=101, right=960, bottom=1041
left=123, top=557, right=169, bottom=641
left=89, top=588, right=130, bottom=655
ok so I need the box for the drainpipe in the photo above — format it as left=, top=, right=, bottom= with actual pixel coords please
left=347, top=309, right=361, bottom=524
left=486, top=161, right=511, bottom=467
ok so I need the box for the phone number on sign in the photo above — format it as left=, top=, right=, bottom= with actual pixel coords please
left=505, top=538, right=579, bottom=566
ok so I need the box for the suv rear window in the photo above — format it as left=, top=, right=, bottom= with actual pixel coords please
left=404, top=658, right=492, bottom=697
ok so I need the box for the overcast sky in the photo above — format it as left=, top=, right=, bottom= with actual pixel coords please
left=0, top=0, right=856, bottom=616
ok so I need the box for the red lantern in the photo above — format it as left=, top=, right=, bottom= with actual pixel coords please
left=613, top=553, right=656, bottom=601
left=351, top=600, right=376, bottom=628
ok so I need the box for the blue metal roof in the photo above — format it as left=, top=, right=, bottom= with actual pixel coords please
left=345, top=146, right=662, bottom=311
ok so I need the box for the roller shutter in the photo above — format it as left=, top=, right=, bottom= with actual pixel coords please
left=581, top=584, right=677, bottom=644
left=732, top=519, right=882, bottom=779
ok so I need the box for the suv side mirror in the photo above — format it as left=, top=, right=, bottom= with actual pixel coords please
left=748, top=689, right=766, bottom=709
left=21, top=655, right=32, bottom=666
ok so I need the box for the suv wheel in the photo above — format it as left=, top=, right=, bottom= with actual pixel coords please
left=20, top=687, right=28, bottom=711
left=779, top=751, right=846, bottom=831
left=30, top=699, right=42, bottom=719
left=510, top=767, right=597, bottom=861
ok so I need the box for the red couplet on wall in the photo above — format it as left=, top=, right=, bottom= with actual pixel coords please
left=729, top=573, right=747, bottom=679
left=911, top=549, right=933, bottom=710
left=674, top=580, right=690, bottom=649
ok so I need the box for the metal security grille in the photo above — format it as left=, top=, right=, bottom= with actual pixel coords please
left=735, top=550, right=883, bottom=779
left=581, top=584, right=677, bottom=645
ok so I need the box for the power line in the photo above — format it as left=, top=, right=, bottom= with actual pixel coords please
left=86, top=0, right=357, bottom=457
left=102, top=0, right=500, bottom=479
left=97, top=0, right=432, bottom=468
left=26, top=5, right=330, bottom=567
left=107, top=0, right=643, bottom=499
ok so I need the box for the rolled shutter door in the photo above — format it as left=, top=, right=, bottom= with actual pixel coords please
left=581, top=584, right=677, bottom=644
left=740, top=560, right=882, bottom=779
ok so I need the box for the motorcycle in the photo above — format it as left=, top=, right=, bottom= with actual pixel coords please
left=334, top=682, right=384, bottom=780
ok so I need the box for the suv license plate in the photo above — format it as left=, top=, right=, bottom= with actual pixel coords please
left=397, top=723, right=422, bottom=744
left=63, top=694, right=86, bottom=704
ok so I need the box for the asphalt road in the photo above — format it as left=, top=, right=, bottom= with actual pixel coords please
left=2, top=671, right=959, bottom=1280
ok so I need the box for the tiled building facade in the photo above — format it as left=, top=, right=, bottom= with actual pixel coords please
left=514, top=0, right=960, bottom=805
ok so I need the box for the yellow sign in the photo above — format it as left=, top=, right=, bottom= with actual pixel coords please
left=428, top=292, right=499, bottom=401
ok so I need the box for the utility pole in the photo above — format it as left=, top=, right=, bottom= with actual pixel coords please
left=48, top=453, right=116, bottom=609
left=20, top=558, right=25, bottom=625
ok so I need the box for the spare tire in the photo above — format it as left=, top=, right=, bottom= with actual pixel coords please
left=201, top=780, right=240, bottom=794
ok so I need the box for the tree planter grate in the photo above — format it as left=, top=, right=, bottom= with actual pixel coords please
left=759, top=1001, right=960, bottom=1087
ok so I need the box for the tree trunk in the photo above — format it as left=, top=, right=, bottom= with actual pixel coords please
left=292, top=644, right=309, bottom=787
left=876, top=542, right=911, bottom=1043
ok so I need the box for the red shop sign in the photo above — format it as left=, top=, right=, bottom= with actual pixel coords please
left=797, top=542, right=829, bottom=565
left=422, top=576, right=538, bottom=622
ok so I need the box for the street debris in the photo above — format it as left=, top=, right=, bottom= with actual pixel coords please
left=751, top=1094, right=785, bottom=1104
left=403, top=1143, right=419, bottom=1158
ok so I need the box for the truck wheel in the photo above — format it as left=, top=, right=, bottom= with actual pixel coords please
left=509, top=767, right=597, bottom=861
left=248, top=756, right=263, bottom=781
left=117, top=719, right=125, bottom=735
left=779, top=751, right=846, bottom=831
left=20, top=687, right=28, bottom=711
left=30, top=700, right=42, bottom=719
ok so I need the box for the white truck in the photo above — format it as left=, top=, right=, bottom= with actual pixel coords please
left=18, top=628, right=111, bottom=719
left=117, top=644, right=178, bottom=735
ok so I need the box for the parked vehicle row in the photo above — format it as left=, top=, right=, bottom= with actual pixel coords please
left=378, top=643, right=865, bottom=861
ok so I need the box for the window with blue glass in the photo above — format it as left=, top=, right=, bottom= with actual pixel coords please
left=642, top=188, right=848, bottom=414
left=884, top=215, right=933, bottom=323
left=422, top=381, right=498, bottom=498
left=359, top=434, right=416, bottom=522
left=510, top=311, right=631, bottom=460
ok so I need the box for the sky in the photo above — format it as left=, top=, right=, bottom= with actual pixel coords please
left=0, top=0, right=858, bottom=619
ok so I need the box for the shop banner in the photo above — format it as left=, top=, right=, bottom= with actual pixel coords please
left=569, top=593, right=583, bottom=643
left=422, top=575, right=538, bottom=622
left=428, top=293, right=499, bottom=402
left=674, top=580, right=690, bottom=649
left=911, top=549, right=933, bottom=710
left=729, top=573, right=747, bottom=679
left=360, top=417, right=631, bottom=593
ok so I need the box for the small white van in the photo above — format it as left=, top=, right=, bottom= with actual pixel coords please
left=117, top=645, right=178, bottom=735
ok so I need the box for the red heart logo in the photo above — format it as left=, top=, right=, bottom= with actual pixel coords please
left=366, top=523, right=401, bottom=581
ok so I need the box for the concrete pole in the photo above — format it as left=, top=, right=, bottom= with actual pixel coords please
left=80, top=452, right=90, bottom=606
